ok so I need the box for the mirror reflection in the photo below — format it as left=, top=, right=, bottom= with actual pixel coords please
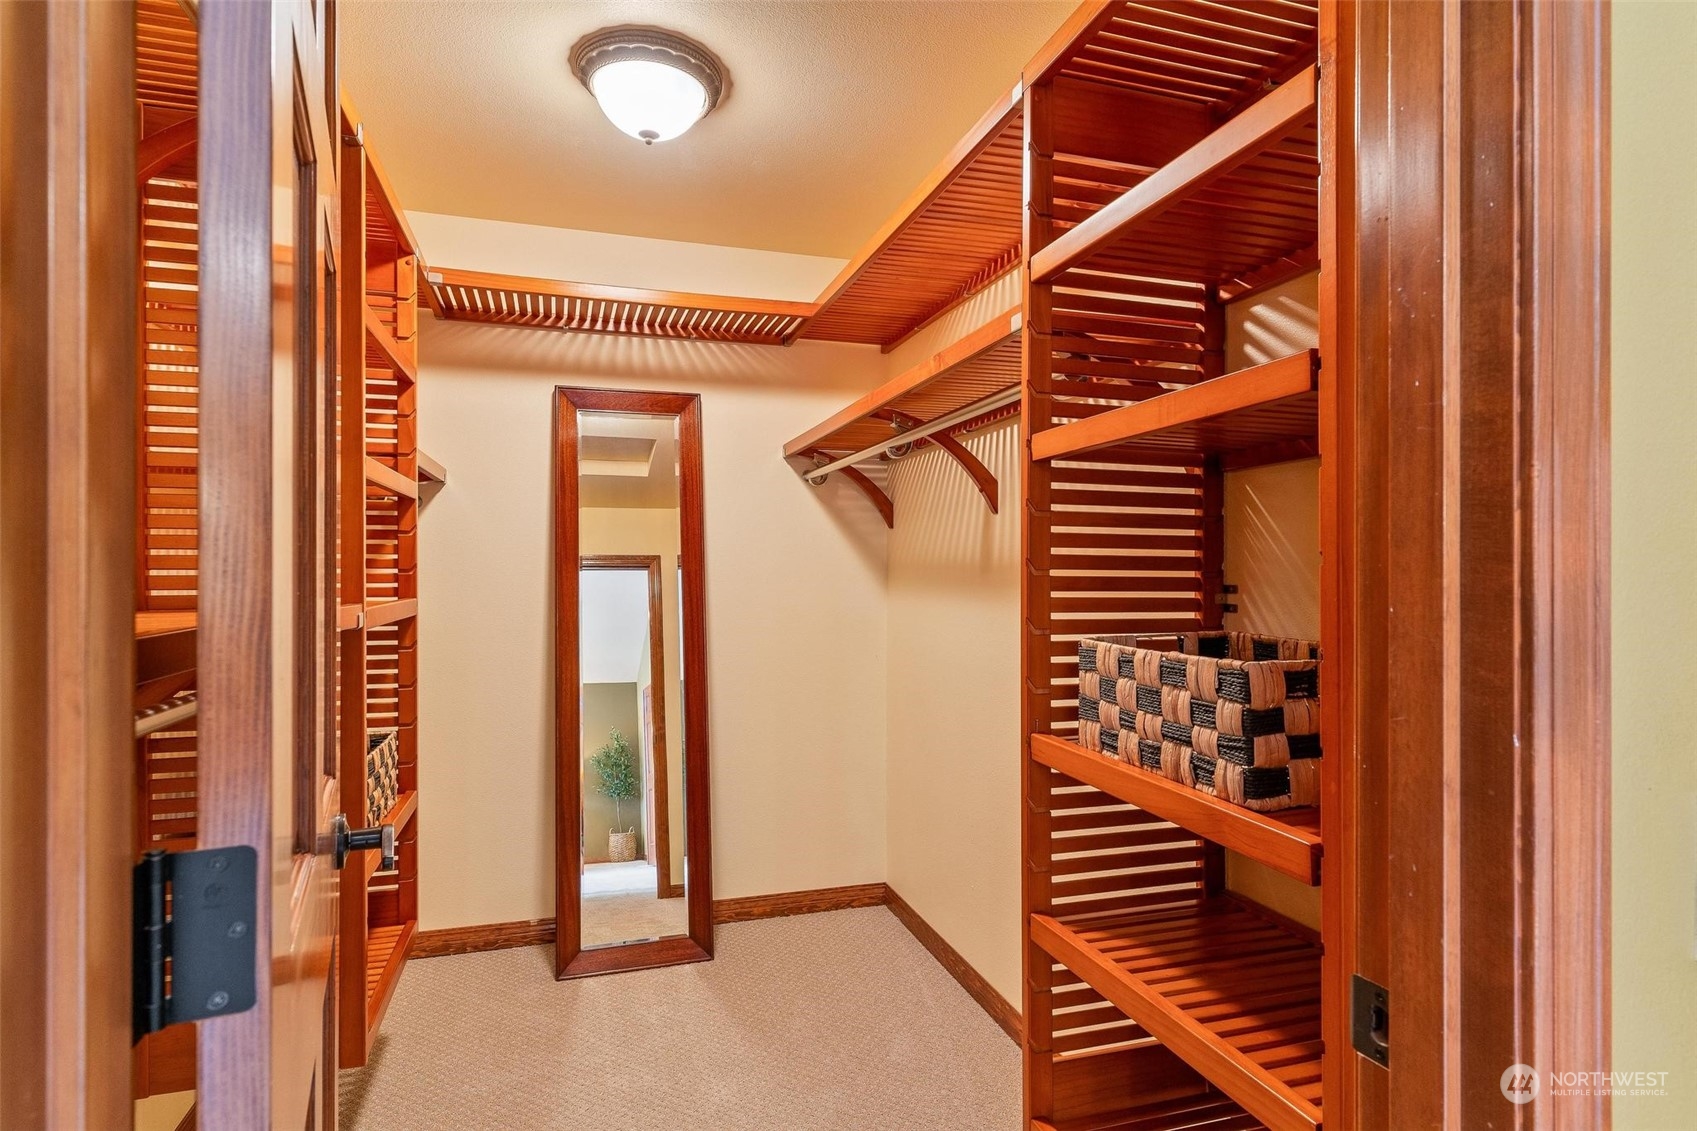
left=577, top=411, right=687, bottom=948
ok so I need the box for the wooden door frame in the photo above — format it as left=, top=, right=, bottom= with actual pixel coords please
left=0, top=1, right=138, bottom=1125
left=553, top=386, right=713, bottom=979
left=580, top=554, right=673, bottom=898
left=1335, top=1, right=1611, bottom=1125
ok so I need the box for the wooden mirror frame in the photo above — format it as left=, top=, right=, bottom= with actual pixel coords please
left=552, top=386, right=712, bottom=979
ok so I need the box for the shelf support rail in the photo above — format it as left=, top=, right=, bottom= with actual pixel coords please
left=797, top=384, right=1022, bottom=484
left=135, top=691, right=198, bottom=740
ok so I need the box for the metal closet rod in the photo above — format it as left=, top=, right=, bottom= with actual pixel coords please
left=802, top=385, right=1023, bottom=482
left=135, top=691, right=198, bottom=739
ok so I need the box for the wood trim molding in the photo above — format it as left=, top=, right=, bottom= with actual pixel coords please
left=712, top=883, right=890, bottom=923
left=886, top=888, right=1021, bottom=1044
left=413, top=919, right=556, bottom=959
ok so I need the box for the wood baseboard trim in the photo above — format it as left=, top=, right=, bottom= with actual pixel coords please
left=413, top=917, right=556, bottom=958
left=712, top=882, right=890, bottom=923
left=884, top=886, right=1022, bottom=1045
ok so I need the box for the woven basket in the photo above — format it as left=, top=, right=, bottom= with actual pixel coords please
left=608, top=828, right=637, bottom=864
left=366, top=728, right=400, bottom=826
left=1078, top=631, right=1321, bottom=812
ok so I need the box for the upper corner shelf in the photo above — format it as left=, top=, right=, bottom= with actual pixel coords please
left=342, top=92, right=420, bottom=258
left=1032, top=62, right=1319, bottom=295
left=795, top=89, right=1025, bottom=350
left=1029, top=733, right=1320, bottom=885
left=423, top=267, right=818, bottom=347
left=1032, top=348, right=1318, bottom=467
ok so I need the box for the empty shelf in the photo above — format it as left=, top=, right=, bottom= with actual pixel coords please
left=1032, top=67, right=1318, bottom=287
left=799, top=90, right=1025, bottom=347
left=364, top=598, right=417, bottom=628
left=364, top=919, right=416, bottom=1033
left=1031, top=734, right=1320, bottom=885
left=785, top=307, right=1023, bottom=461
left=424, top=267, right=816, bottom=346
left=1032, top=900, right=1322, bottom=1131
left=1032, top=349, right=1317, bottom=465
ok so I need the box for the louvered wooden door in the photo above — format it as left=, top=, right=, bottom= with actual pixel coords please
left=194, top=0, right=343, bottom=1126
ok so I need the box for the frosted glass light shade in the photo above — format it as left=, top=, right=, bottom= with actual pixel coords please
left=588, top=58, right=709, bottom=144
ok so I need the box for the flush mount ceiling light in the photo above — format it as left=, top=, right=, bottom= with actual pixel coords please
left=570, top=26, right=726, bottom=145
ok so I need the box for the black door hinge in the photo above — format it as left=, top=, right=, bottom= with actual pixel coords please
left=1351, top=973, right=1390, bottom=1068
left=133, top=846, right=259, bottom=1041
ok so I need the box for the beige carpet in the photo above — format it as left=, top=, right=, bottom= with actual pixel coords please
left=580, top=890, right=689, bottom=946
left=339, top=907, right=1020, bottom=1130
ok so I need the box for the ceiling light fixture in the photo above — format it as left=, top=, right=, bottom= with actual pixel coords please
left=570, top=26, right=726, bottom=146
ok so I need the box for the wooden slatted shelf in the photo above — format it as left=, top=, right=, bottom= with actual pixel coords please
left=363, top=920, right=417, bottom=1033
left=1032, top=734, right=1319, bottom=885
left=1032, top=1093, right=1260, bottom=1131
left=798, top=89, right=1025, bottom=348
left=1032, top=65, right=1317, bottom=286
left=364, top=302, right=417, bottom=383
left=783, top=307, right=1023, bottom=459
left=1032, top=349, right=1317, bottom=465
left=1032, top=900, right=1323, bottom=1131
left=425, top=267, right=817, bottom=346
left=364, top=598, right=417, bottom=629
left=364, top=455, right=417, bottom=498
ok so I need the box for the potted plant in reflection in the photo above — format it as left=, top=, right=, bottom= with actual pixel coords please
left=590, top=728, right=640, bottom=863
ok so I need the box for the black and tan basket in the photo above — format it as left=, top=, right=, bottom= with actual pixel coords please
left=366, top=728, right=400, bottom=826
left=1078, top=631, right=1321, bottom=811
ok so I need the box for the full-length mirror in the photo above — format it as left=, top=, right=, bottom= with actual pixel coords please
left=554, top=388, right=711, bottom=978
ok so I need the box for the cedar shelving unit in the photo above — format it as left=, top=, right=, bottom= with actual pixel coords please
left=1020, top=5, right=1330, bottom=1131
left=781, top=307, right=1023, bottom=524
left=337, top=97, right=424, bottom=1069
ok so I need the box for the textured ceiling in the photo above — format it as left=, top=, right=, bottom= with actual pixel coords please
left=340, top=0, right=1074, bottom=258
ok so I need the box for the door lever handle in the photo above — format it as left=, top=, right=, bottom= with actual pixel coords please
left=331, top=813, right=396, bottom=872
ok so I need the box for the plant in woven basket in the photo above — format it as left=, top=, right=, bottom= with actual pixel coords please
left=589, top=729, right=641, bottom=856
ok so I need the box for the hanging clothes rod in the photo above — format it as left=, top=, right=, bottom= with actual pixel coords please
left=802, top=385, right=1022, bottom=483
left=135, top=691, right=198, bottom=739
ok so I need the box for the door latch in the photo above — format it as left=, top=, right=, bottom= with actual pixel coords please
left=133, top=846, right=259, bottom=1040
left=332, top=813, right=396, bottom=871
left=1351, top=973, right=1390, bottom=1067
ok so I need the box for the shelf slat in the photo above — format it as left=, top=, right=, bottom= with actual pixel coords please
left=1031, top=734, right=1320, bottom=885
left=363, top=919, right=417, bottom=1035
left=1031, top=902, right=1323, bottom=1131
left=1031, top=66, right=1318, bottom=285
left=364, top=455, right=417, bottom=499
left=1032, top=349, right=1318, bottom=464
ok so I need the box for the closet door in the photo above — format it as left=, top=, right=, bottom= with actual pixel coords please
left=195, top=0, right=342, bottom=1126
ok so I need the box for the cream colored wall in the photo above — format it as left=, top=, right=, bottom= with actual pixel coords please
left=884, top=421, right=1024, bottom=1004
left=581, top=682, right=642, bottom=857
left=414, top=222, right=891, bottom=932
left=1613, top=2, right=1697, bottom=1122
left=581, top=507, right=684, bottom=881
